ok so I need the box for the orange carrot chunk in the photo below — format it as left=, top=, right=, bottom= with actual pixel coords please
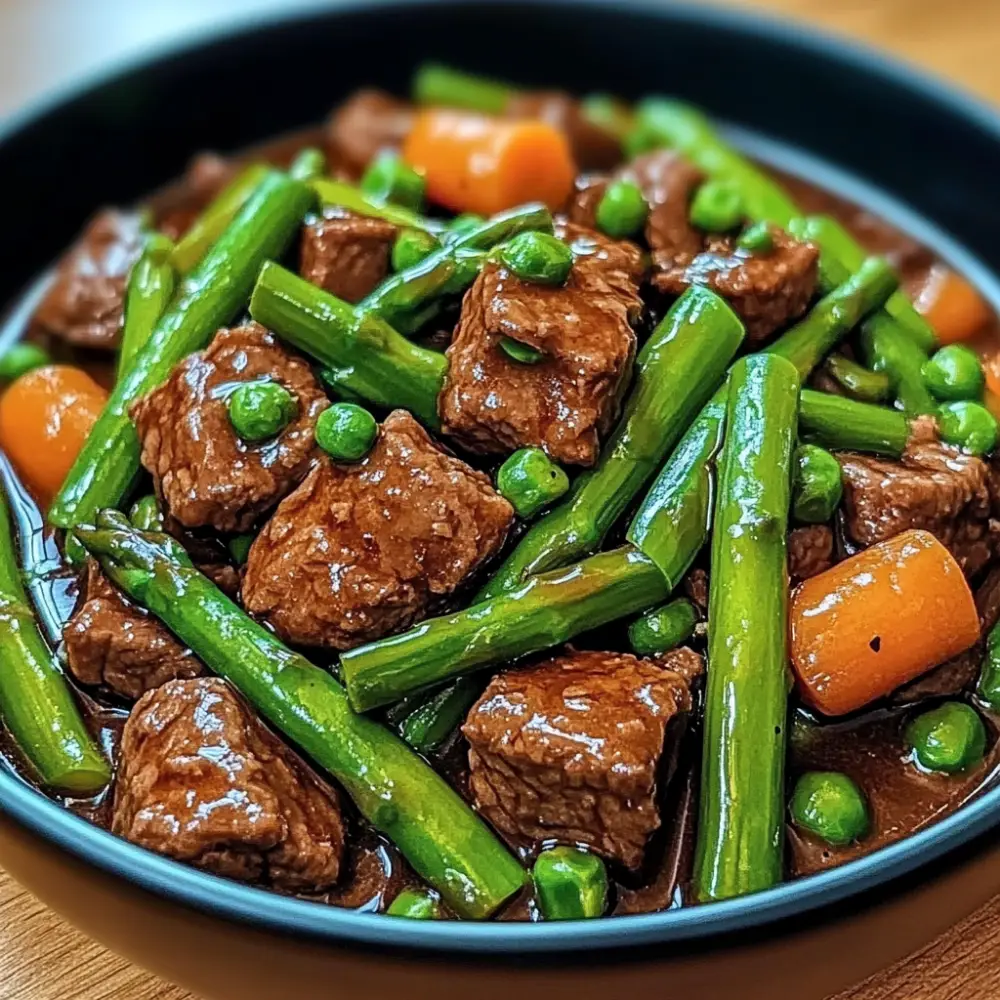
left=0, top=365, right=108, bottom=504
left=402, top=109, right=576, bottom=216
left=916, top=265, right=992, bottom=345
left=790, top=529, right=979, bottom=717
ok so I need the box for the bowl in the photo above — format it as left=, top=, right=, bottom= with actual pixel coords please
left=3, top=2, right=1000, bottom=998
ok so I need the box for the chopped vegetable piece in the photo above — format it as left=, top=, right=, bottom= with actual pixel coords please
left=288, top=147, right=326, bottom=182
left=595, top=179, right=648, bottom=239
left=922, top=344, right=985, bottom=401
left=798, top=390, right=908, bottom=458
left=736, top=221, right=775, bottom=253
left=860, top=312, right=937, bottom=416
left=361, top=150, right=426, bottom=212
left=387, top=887, right=443, bottom=919
left=937, top=400, right=998, bottom=455
left=906, top=702, right=987, bottom=774
left=532, top=847, right=608, bottom=920
left=581, top=93, right=633, bottom=142
left=790, top=772, right=870, bottom=846
left=315, top=402, right=378, bottom=462
left=412, top=63, right=512, bottom=114
left=398, top=677, right=483, bottom=752
left=403, top=109, right=576, bottom=215
left=694, top=353, right=799, bottom=903
left=790, top=530, right=980, bottom=716
left=118, top=233, right=176, bottom=381
left=792, top=444, right=843, bottom=524
left=444, top=213, right=486, bottom=243
left=916, top=266, right=992, bottom=344
left=977, top=622, right=1000, bottom=712
left=628, top=598, right=698, bottom=656
left=823, top=354, right=891, bottom=403
left=128, top=494, right=164, bottom=533
left=498, top=336, right=544, bottom=364
left=227, top=533, right=255, bottom=566
left=498, top=230, right=574, bottom=285
left=312, top=178, right=439, bottom=232
left=0, top=342, right=50, bottom=382
left=227, top=381, right=297, bottom=443
left=0, top=365, right=108, bottom=504
left=392, top=229, right=440, bottom=272
left=496, top=448, right=569, bottom=518
left=689, top=178, right=744, bottom=233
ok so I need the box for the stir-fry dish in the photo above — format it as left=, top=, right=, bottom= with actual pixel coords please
left=3, top=64, right=1000, bottom=921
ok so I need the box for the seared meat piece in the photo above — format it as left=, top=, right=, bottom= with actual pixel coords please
left=34, top=210, right=145, bottom=350
left=506, top=91, right=621, bottom=170
left=839, top=434, right=996, bottom=577
left=326, top=89, right=414, bottom=176
left=439, top=222, right=642, bottom=466
left=114, top=678, right=344, bottom=892
left=788, top=525, right=835, bottom=582
left=131, top=324, right=328, bottom=533
left=63, top=560, right=203, bottom=701
left=242, top=410, right=513, bottom=649
left=683, top=567, right=709, bottom=614
left=300, top=208, right=397, bottom=303
left=464, top=648, right=702, bottom=870
left=894, top=566, right=1000, bottom=703
left=157, top=152, right=238, bottom=240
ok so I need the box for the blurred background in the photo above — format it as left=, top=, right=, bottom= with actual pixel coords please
left=1, top=1, right=999, bottom=999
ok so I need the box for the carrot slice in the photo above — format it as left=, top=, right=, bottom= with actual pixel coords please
left=790, top=529, right=979, bottom=716
left=402, top=109, right=576, bottom=216
left=915, top=265, right=992, bottom=345
left=0, top=365, right=108, bottom=504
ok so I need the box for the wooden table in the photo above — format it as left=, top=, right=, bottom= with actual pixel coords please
left=3, top=0, right=1000, bottom=997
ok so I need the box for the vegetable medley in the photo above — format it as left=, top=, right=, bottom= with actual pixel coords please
left=2, top=63, right=1000, bottom=921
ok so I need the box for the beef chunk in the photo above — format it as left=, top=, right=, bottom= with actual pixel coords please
left=839, top=434, right=996, bottom=577
left=33, top=210, right=145, bottom=350
left=114, top=678, right=344, bottom=892
left=131, top=324, right=328, bottom=533
left=439, top=222, right=642, bottom=466
left=895, top=566, right=1000, bottom=704
left=300, top=208, right=397, bottom=303
left=242, top=410, right=513, bottom=649
left=464, top=648, right=702, bottom=870
left=326, top=89, right=414, bottom=176
left=63, top=560, right=203, bottom=701
left=789, top=525, right=835, bottom=582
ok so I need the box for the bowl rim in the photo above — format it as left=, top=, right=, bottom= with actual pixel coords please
left=4, top=0, right=1000, bottom=956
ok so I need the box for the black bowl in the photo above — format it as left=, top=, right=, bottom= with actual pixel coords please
left=3, top=3, right=1000, bottom=997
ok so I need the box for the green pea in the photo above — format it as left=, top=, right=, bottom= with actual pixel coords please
left=227, top=534, right=255, bottom=566
left=595, top=179, right=649, bottom=239
left=533, top=847, right=608, bottom=920
left=689, top=179, right=744, bottom=233
left=0, top=342, right=50, bottom=382
left=391, top=228, right=440, bottom=272
left=789, top=772, right=870, bottom=846
left=736, top=221, right=775, bottom=254
left=443, top=213, right=485, bottom=244
left=315, top=402, right=378, bottom=462
left=937, top=400, right=998, bottom=455
left=906, top=702, right=987, bottom=774
left=386, top=887, right=442, bottom=919
left=977, top=625, right=1000, bottom=712
left=227, top=381, right=297, bottom=443
left=496, top=447, right=569, bottom=519
left=360, top=150, right=425, bottom=212
left=499, top=231, right=574, bottom=286
left=499, top=337, right=544, bottom=365
left=128, top=494, right=164, bottom=533
left=629, top=598, right=698, bottom=656
left=922, top=344, right=985, bottom=402
left=792, top=444, right=843, bottom=524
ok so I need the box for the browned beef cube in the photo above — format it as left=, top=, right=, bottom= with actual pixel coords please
left=838, top=434, right=996, bottom=577
left=439, top=223, right=642, bottom=467
left=506, top=91, right=621, bottom=171
left=34, top=210, right=145, bottom=350
left=131, top=324, right=328, bottom=533
left=113, top=678, right=344, bottom=892
left=788, top=524, right=835, bottom=582
left=464, top=648, right=702, bottom=870
left=63, top=560, right=203, bottom=701
left=242, top=410, right=513, bottom=649
left=300, top=208, right=397, bottom=303
left=325, top=89, right=414, bottom=176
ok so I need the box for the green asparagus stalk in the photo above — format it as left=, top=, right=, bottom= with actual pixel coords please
left=412, top=63, right=513, bottom=114
left=74, top=513, right=525, bottom=920
left=312, top=177, right=441, bottom=232
left=628, top=597, right=699, bottom=656
left=117, top=234, right=176, bottom=381
left=823, top=354, right=891, bottom=403
left=170, top=163, right=269, bottom=274
left=341, top=546, right=669, bottom=713
left=396, top=676, right=484, bottom=752
left=694, top=353, right=799, bottom=902
left=288, top=147, right=326, bottom=182
left=799, top=389, right=908, bottom=457
left=0, top=486, right=109, bottom=794
left=50, top=170, right=313, bottom=532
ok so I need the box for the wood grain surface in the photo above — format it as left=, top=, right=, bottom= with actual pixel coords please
left=2, top=1, right=1000, bottom=998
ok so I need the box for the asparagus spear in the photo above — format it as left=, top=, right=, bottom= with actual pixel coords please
left=288, top=147, right=326, bottom=183
left=50, top=169, right=312, bottom=533
left=0, top=486, right=109, bottom=794
left=694, top=353, right=799, bottom=903
left=799, top=389, right=908, bottom=457
left=628, top=597, right=699, bottom=656
left=823, top=354, right=891, bottom=403
left=117, top=234, right=176, bottom=381
left=312, top=177, right=442, bottom=232
left=413, top=63, right=513, bottom=113
left=74, top=513, right=525, bottom=920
